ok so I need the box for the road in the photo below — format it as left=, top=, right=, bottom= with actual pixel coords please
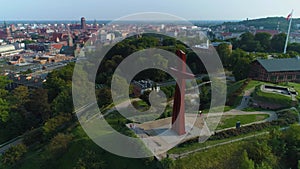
left=0, top=137, right=23, bottom=154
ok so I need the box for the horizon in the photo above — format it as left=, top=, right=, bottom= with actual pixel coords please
left=1, top=0, right=299, bottom=21
left=1, top=16, right=298, bottom=23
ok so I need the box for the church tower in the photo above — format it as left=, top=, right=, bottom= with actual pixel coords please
left=81, top=17, right=86, bottom=30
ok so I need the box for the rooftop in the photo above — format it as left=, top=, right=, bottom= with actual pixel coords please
left=257, top=57, right=300, bottom=72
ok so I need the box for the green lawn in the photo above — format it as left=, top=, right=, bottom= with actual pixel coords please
left=216, top=114, right=270, bottom=130
left=253, top=86, right=292, bottom=107
left=242, top=107, right=265, bottom=112
left=168, top=129, right=268, bottom=155
left=227, top=79, right=246, bottom=94
left=132, top=100, right=150, bottom=111
left=227, top=80, right=274, bottom=108
left=226, top=79, right=258, bottom=108
left=243, top=80, right=264, bottom=91
left=174, top=141, right=246, bottom=169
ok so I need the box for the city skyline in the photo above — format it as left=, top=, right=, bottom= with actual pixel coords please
left=0, top=0, right=299, bottom=21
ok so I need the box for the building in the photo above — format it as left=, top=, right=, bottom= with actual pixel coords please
left=0, top=44, right=24, bottom=57
left=33, top=54, right=73, bottom=64
left=8, top=56, right=26, bottom=65
left=255, top=30, right=279, bottom=37
left=81, top=17, right=86, bottom=30
left=6, top=73, right=46, bottom=90
left=215, top=32, right=243, bottom=40
left=249, top=57, right=300, bottom=83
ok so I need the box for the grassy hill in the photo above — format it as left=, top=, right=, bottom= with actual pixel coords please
left=222, top=17, right=300, bottom=32
left=8, top=125, right=157, bottom=169
left=253, top=85, right=294, bottom=110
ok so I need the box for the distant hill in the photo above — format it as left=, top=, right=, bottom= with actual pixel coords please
left=222, top=17, right=300, bottom=32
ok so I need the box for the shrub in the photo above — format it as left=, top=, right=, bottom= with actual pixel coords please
left=23, top=128, right=44, bottom=145
left=1, top=143, right=27, bottom=166
left=43, top=114, right=72, bottom=138
left=46, top=133, right=73, bottom=159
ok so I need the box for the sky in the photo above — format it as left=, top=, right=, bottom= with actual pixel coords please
left=1, top=0, right=300, bottom=21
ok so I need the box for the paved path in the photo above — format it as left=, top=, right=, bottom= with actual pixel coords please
left=236, top=88, right=254, bottom=110
left=225, top=88, right=277, bottom=121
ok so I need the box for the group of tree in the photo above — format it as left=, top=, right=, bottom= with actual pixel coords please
left=228, top=32, right=285, bottom=53
left=241, top=125, right=300, bottom=169
left=174, top=124, right=300, bottom=169
left=216, top=44, right=257, bottom=81
left=0, top=143, right=27, bottom=167
left=228, top=31, right=300, bottom=55
left=95, top=34, right=207, bottom=87
left=0, top=80, right=51, bottom=141
left=0, top=62, right=77, bottom=168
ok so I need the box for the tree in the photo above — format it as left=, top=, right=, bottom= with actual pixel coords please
left=9, top=86, right=29, bottom=112
left=227, top=48, right=249, bottom=69
left=256, top=162, right=272, bottom=169
left=0, top=98, right=9, bottom=123
left=44, top=76, right=66, bottom=102
left=46, top=133, right=73, bottom=159
left=44, top=63, right=74, bottom=102
left=140, top=90, right=152, bottom=106
left=1, top=144, right=27, bottom=166
left=237, top=32, right=270, bottom=52
left=27, top=88, right=50, bottom=122
left=97, top=88, right=112, bottom=108
left=111, top=75, right=128, bottom=98
left=232, top=57, right=252, bottom=81
left=0, top=76, right=10, bottom=101
left=111, top=55, right=123, bottom=65
left=268, top=128, right=286, bottom=158
left=160, top=86, right=175, bottom=99
left=51, top=88, right=73, bottom=115
left=163, top=37, right=176, bottom=46
left=288, top=43, right=300, bottom=53
left=254, top=32, right=272, bottom=52
left=73, top=150, right=106, bottom=169
left=23, top=128, right=44, bottom=145
left=199, top=85, right=211, bottom=109
left=239, top=32, right=262, bottom=52
left=271, top=33, right=286, bottom=52
left=43, top=114, right=72, bottom=138
left=0, top=76, right=10, bottom=89
left=240, top=32, right=255, bottom=43
left=240, top=150, right=255, bottom=169
left=160, top=157, right=175, bottom=169
left=216, top=43, right=232, bottom=67
left=241, top=40, right=262, bottom=52
left=246, top=139, right=277, bottom=167
left=281, top=125, right=300, bottom=169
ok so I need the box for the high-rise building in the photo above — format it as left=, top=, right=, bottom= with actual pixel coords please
left=81, top=17, right=86, bottom=30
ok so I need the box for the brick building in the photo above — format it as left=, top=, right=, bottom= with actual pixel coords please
left=249, top=57, right=300, bottom=83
